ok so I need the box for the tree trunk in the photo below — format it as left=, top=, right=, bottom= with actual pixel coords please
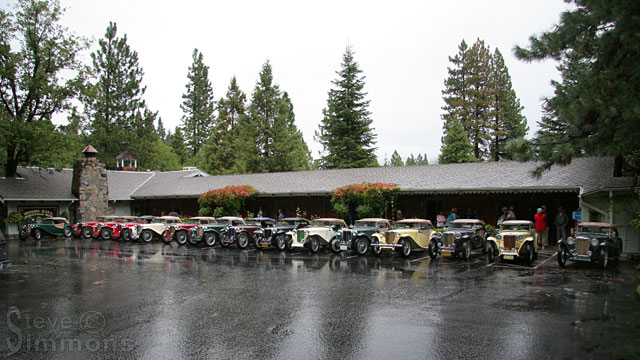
left=6, top=146, right=19, bottom=177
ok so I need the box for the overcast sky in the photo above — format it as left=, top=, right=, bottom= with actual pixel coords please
left=8, top=0, right=572, bottom=164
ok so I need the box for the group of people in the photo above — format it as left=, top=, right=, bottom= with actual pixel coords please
left=534, top=206, right=569, bottom=249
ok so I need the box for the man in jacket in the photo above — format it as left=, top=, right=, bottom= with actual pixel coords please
left=534, top=208, right=548, bottom=249
left=555, top=207, right=569, bottom=242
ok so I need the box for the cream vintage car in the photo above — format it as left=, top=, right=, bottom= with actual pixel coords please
left=289, top=218, right=348, bottom=253
left=131, top=216, right=182, bottom=242
left=372, top=219, right=438, bottom=257
left=486, top=220, right=538, bottom=266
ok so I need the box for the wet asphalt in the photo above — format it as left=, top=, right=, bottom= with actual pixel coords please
left=0, top=238, right=638, bottom=360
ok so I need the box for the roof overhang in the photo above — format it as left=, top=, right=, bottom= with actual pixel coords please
left=3, top=198, right=78, bottom=202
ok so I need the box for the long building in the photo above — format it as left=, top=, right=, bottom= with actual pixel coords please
left=1, top=156, right=638, bottom=253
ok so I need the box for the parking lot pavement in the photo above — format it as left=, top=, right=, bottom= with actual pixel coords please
left=1, top=238, right=638, bottom=359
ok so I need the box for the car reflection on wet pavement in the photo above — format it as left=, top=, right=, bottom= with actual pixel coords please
left=0, top=238, right=638, bottom=359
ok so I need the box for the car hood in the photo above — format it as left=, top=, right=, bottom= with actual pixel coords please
left=443, top=228, right=474, bottom=235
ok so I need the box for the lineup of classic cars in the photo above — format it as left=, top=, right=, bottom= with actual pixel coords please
left=16, top=215, right=625, bottom=269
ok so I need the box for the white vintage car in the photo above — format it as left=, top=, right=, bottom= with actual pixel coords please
left=131, top=216, right=181, bottom=242
left=288, top=218, right=348, bottom=253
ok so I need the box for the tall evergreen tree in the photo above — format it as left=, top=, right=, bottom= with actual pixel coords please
left=169, top=127, right=189, bottom=165
left=488, top=49, right=528, bottom=161
left=405, top=154, right=417, bottom=166
left=83, top=22, right=148, bottom=167
left=0, top=0, right=88, bottom=176
left=180, top=48, right=215, bottom=157
left=514, top=0, right=640, bottom=175
left=199, top=76, right=246, bottom=174
left=316, top=46, right=377, bottom=169
left=156, top=117, right=167, bottom=143
left=235, top=61, right=310, bottom=173
left=389, top=150, right=404, bottom=166
left=439, top=119, right=476, bottom=164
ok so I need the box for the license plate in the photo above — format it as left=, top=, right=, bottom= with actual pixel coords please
left=260, top=243, right=269, bottom=248
left=503, top=255, right=514, bottom=260
left=441, top=250, right=451, bottom=256
left=340, top=246, right=348, bottom=251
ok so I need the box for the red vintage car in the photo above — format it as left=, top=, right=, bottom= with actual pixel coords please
left=163, top=216, right=217, bottom=245
left=74, top=216, right=119, bottom=239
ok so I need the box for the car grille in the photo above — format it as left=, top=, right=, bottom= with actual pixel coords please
left=576, top=237, right=590, bottom=255
left=503, top=235, right=516, bottom=250
left=228, top=227, right=236, bottom=237
left=443, top=233, right=454, bottom=247
left=196, top=227, right=204, bottom=238
left=385, top=232, right=395, bottom=244
left=341, top=230, right=352, bottom=243
left=97, top=224, right=102, bottom=231
left=297, top=230, right=305, bottom=243
left=170, top=226, right=176, bottom=234
left=264, top=229, right=273, bottom=239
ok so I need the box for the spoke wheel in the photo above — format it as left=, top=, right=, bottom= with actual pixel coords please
left=600, top=247, right=608, bottom=269
left=354, top=237, right=368, bottom=256
left=461, top=240, right=471, bottom=261
left=276, top=234, right=287, bottom=251
left=81, top=227, right=92, bottom=239
left=557, top=246, right=567, bottom=267
left=204, top=232, right=217, bottom=247
left=176, top=231, right=188, bottom=245
left=329, top=238, right=341, bottom=254
left=101, top=228, right=112, bottom=240
left=141, top=230, right=154, bottom=243
left=122, top=229, right=132, bottom=242
left=429, top=240, right=438, bottom=259
left=237, top=233, right=250, bottom=249
left=400, top=238, right=411, bottom=258
left=33, top=228, right=42, bottom=241
left=526, top=242, right=534, bottom=266
left=63, top=226, right=72, bottom=238
left=487, top=242, right=496, bottom=263
left=309, top=236, right=319, bottom=253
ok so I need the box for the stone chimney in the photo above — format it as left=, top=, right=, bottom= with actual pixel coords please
left=71, top=145, right=109, bottom=221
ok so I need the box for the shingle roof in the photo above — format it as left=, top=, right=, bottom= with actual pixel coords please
left=130, top=156, right=636, bottom=198
left=106, top=171, right=155, bottom=200
left=0, top=167, right=76, bottom=201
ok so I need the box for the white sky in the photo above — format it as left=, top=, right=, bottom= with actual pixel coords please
left=4, top=0, right=572, bottom=164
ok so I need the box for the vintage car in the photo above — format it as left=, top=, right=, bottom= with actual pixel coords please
left=131, top=216, right=182, bottom=242
left=74, top=215, right=118, bottom=239
left=254, top=217, right=311, bottom=250
left=289, top=218, right=348, bottom=253
left=223, top=217, right=276, bottom=249
left=94, top=216, right=134, bottom=240
left=187, top=216, right=245, bottom=247
left=371, top=219, right=438, bottom=257
left=486, top=220, right=538, bottom=266
left=332, top=218, right=391, bottom=256
left=164, top=216, right=217, bottom=245
left=558, top=222, right=623, bottom=269
left=19, top=217, right=73, bottom=240
left=430, top=219, right=488, bottom=260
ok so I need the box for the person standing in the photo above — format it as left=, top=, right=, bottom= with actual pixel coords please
left=555, top=207, right=569, bottom=242
left=436, top=211, right=446, bottom=228
left=445, top=208, right=457, bottom=226
left=534, top=208, right=548, bottom=249
left=277, top=209, right=285, bottom=220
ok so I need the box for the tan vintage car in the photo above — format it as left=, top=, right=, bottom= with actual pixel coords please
left=131, top=216, right=182, bottom=242
left=486, top=220, right=538, bottom=266
left=373, top=219, right=438, bottom=257
left=290, top=218, right=348, bottom=253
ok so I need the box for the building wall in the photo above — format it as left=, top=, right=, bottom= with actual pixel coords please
left=2, top=201, right=73, bottom=236
left=109, top=201, right=132, bottom=216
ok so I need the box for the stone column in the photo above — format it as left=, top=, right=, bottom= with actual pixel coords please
left=71, top=152, right=109, bottom=222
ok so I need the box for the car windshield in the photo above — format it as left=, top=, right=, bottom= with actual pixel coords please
left=450, top=222, right=475, bottom=229
left=41, top=218, right=53, bottom=224
left=312, top=220, right=342, bottom=227
left=578, top=226, right=612, bottom=234
left=22, top=217, right=37, bottom=225
left=502, top=224, right=530, bottom=231
left=396, top=222, right=422, bottom=229
left=278, top=219, right=307, bottom=226
left=355, top=221, right=377, bottom=228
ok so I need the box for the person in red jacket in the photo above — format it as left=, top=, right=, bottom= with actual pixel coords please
left=534, top=208, right=548, bottom=249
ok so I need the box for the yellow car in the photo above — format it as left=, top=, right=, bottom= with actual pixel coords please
left=375, top=219, right=437, bottom=257
left=486, top=220, right=538, bottom=266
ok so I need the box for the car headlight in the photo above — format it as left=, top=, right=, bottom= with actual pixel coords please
left=496, top=234, right=502, bottom=241
left=517, top=235, right=523, bottom=241
left=590, top=238, right=599, bottom=247
left=455, top=233, right=461, bottom=239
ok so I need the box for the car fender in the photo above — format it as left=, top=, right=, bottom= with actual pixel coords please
left=517, top=238, right=535, bottom=256
left=397, top=235, right=415, bottom=247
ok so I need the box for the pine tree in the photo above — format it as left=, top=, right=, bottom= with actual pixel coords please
left=389, top=150, right=404, bottom=166
left=235, top=61, right=311, bottom=173
left=169, top=127, right=189, bottom=165
left=84, top=22, right=148, bottom=167
left=199, top=76, right=247, bottom=174
left=405, top=154, right=417, bottom=166
left=180, top=48, right=215, bottom=157
left=488, top=49, right=528, bottom=161
left=157, top=117, right=167, bottom=143
left=439, top=119, right=476, bottom=164
left=515, top=0, right=640, bottom=175
left=316, top=46, right=377, bottom=169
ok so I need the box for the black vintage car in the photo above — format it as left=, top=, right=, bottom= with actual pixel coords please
left=19, top=217, right=73, bottom=240
left=558, top=222, right=623, bottom=269
left=430, top=219, right=488, bottom=260
left=254, top=217, right=310, bottom=251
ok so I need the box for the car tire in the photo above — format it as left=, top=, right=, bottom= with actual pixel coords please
left=101, top=228, right=112, bottom=241
left=461, top=240, right=471, bottom=261
left=63, top=226, right=72, bottom=238
left=254, top=236, right=261, bottom=249
left=204, top=232, right=217, bottom=247
left=175, top=231, right=188, bottom=245
left=33, top=228, right=42, bottom=241
left=141, top=229, right=154, bottom=243
left=309, top=236, right=320, bottom=254
left=237, top=232, right=250, bottom=249
left=600, top=246, right=609, bottom=269
left=400, top=238, right=411, bottom=258
left=487, top=242, right=497, bottom=263
left=329, top=238, right=341, bottom=254
left=276, top=234, right=287, bottom=251
left=187, top=233, right=197, bottom=246
left=371, top=240, right=382, bottom=256
left=122, top=229, right=132, bottom=242
left=81, top=227, right=92, bottom=239
left=428, top=239, right=438, bottom=259
left=353, top=237, right=368, bottom=256
left=558, top=245, right=568, bottom=267
left=525, top=242, right=534, bottom=266
left=19, top=231, right=28, bottom=240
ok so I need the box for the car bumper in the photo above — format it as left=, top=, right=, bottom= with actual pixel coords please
left=499, top=250, right=520, bottom=260
left=439, top=246, right=456, bottom=256
left=370, top=243, right=400, bottom=250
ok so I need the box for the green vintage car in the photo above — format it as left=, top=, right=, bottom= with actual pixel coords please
left=19, top=217, right=73, bottom=240
left=332, top=218, right=391, bottom=256
left=558, top=222, right=623, bottom=269
left=187, top=216, right=245, bottom=247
